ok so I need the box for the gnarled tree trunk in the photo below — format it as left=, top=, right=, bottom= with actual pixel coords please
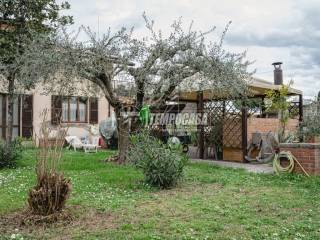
left=115, top=107, right=130, bottom=164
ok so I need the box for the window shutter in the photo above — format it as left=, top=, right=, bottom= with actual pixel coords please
left=89, top=98, right=98, bottom=124
left=21, top=95, right=33, bottom=138
left=51, top=95, right=62, bottom=125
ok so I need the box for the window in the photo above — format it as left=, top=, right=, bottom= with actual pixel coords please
left=0, top=94, right=33, bottom=139
left=69, top=97, right=77, bottom=122
left=0, top=95, right=20, bottom=138
left=61, top=96, right=88, bottom=123
left=12, top=97, right=20, bottom=138
left=79, top=97, right=87, bottom=122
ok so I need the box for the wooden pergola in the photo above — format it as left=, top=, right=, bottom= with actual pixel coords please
left=173, top=78, right=303, bottom=161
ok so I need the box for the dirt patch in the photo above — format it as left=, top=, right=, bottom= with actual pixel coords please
left=0, top=205, right=117, bottom=239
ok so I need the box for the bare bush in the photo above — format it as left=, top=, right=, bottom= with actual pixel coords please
left=27, top=110, right=71, bottom=216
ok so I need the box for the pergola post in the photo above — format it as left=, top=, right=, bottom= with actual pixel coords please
left=299, top=94, right=303, bottom=122
left=261, top=96, right=266, bottom=117
left=241, top=106, right=248, bottom=163
left=197, top=91, right=205, bottom=159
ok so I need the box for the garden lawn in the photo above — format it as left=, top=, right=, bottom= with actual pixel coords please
left=1, top=150, right=320, bottom=240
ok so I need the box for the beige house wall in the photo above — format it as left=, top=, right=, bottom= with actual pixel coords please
left=1, top=74, right=114, bottom=141
left=98, top=97, right=111, bottom=123
left=31, top=85, right=112, bottom=140
left=33, top=90, right=51, bottom=139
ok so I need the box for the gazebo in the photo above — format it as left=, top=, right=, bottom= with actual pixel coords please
left=174, top=71, right=303, bottom=162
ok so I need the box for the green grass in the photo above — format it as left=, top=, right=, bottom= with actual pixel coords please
left=1, top=150, right=320, bottom=239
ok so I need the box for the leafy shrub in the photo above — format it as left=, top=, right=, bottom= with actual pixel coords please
left=0, top=138, right=23, bottom=168
left=299, top=101, right=320, bottom=140
left=128, top=131, right=188, bottom=189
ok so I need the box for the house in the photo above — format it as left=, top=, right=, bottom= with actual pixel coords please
left=0, top=19, right=113, bottom=142
left=0, top=85, right=112, bottom=141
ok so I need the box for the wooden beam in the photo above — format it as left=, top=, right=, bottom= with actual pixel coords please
left=241, top=106, right=248, bottom=163
left=261, top=96, right=266, bottom=117
left=299, top=94, right=303, bottom=122
left=197, top=91, right=204, bottom=159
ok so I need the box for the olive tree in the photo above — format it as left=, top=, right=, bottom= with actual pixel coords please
left=18, top=14, right=251, bottom=162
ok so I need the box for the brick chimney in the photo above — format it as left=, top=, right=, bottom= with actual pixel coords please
left=272, top=62, right=283, bottom=85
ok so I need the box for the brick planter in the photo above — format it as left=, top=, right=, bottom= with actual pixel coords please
left=279, top=143, right=320, bottom=175
left=306, top=136, right=320, bottom=143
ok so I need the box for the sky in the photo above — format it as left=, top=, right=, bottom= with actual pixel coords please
left=61, top=0, right=320, bottom=98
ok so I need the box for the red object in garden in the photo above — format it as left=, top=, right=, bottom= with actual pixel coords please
left=99, top=137, right=107, bottom=149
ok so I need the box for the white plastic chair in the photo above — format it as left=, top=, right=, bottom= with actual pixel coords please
left=65, top=136, right=83, bottom=151
left=65, top=136, right=101, bottom=153
left=83, top=136, right=101, bottom=153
